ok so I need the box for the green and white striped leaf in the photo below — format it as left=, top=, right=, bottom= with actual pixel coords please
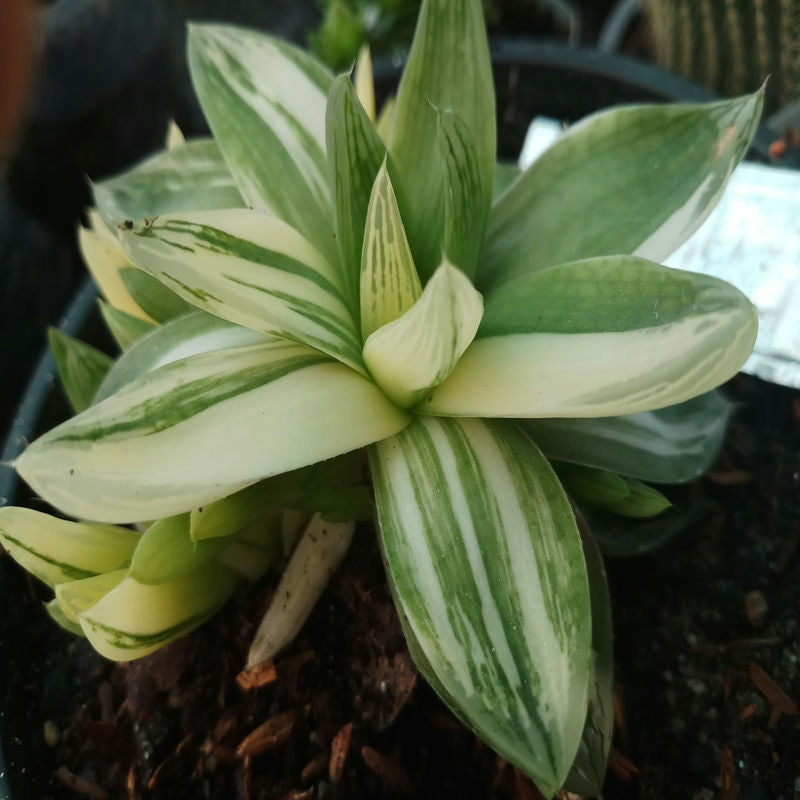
left=16, top=341, right=410, bottom=523
left=0, top=507, right=139, bottom=588
left=118, top=210, right=364, bottom=372
left=70, top=561, right=238, bottom=661
left=55, top=569, right=127, bottom=623
left=479, top=90, right=764, bottom=291
left=93, top=138, right=244, bottom=226
left=98, top=299, right=157, bottom=350
left=119, top=267, right=195, bottom=323
left=326, top=74, right=387, bottom=315
left=370, top=417, right=591, bottom=795
left=359, top=160, right=422, bottom=339
left=187, top=24, right=336, bottom=261
left=363, top=261, right=483, bottom=408
left=565, top=516, right=614, bottom=797
left=78, top=212, right=152, bottom=322
left=45, top=598, right=85, bottom=637
left=95, top=311, right=269, bottom=402
left=129, top=514, right=232, bottom=584
left=49, top=329, right=113, bottom=413
left=438, top=109, right=491, bottom=278
left=388, top=0, right=495, bottom=280
left=426, top=257, right=757, bottom=418
left=554, top=463, right=672, bottom=518
left=520, top=390, right=733, bottom=483
left=248, top=513, right=355, bottom=665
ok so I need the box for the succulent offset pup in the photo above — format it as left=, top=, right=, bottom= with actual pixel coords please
left=0, top=0, right=763, bottom=794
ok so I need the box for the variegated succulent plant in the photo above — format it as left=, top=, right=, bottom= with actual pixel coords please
left=0, top=0, right=764, bottom=794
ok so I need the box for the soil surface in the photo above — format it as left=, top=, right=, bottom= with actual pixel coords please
left=2, top=374, right=799, bottom=800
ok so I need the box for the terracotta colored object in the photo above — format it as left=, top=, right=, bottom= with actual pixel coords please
left=0, top=0, right=36, bottom=162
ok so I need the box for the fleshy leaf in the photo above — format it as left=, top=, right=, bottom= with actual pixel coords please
left=359, top=160, right=422, bottom=339
left=370, top=417, right=591, bottom=795
left=73, top=561, right=238, bottom=661
left=119, top=267, right=195, bottom=323
left=45, top=598, right=85, bottom=637
left=363, top=260, right=483, bottom=408
left=95, top=310, right=269, bottom=402
left=326, top=74, right=387, bottom=316
left=520, top=391, right=733, bottom=483
left=49, top=329, right=113, bottom=413
left=215, top=513, right=283, bottom=580
left=565, top=516, right=614, bottom=797
left=555, top=463, right=672, bottom=518
left=98, top=299, right=157, bottom=350
left=376, top=96, right=395, bottom=143
left=187, top=24, right=336, bottom=261
left=248, top=514, right=354, bottom=665
left=16, top=341, right=410, bottom=523
left=388, top=0, right=495, bottom=280
left=425, top=256, right=757, bottom=418
left=190, top=470, right=312, bottom=541
left=0, top=507, right=139, bottom=588
left=117, top=210, right=364, bottom=372
left=128, top=514, right=233, bottom=585
left=56, top=569, right=127, bottom=623
left=93, top=138, right=244, bottom=225
left=438, top=109, right=491, bottom=278
left=480, top=90, right=764, bottom=291
left=78, top=211, right=152, bottom=322
left=354, top=45, right=375, bottom=122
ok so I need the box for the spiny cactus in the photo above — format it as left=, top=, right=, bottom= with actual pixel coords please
left=646, top=0, right=800, bottom=112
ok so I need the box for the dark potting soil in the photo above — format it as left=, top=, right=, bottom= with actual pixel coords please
left=1, top=373, right=799, bottom=800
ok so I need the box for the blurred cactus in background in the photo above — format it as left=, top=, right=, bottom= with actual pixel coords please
left=646, top=0, right=800, bottom=113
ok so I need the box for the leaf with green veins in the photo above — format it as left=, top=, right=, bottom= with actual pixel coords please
left=16, top=340, right=410, bottom=524
left=360, top=160, right=422, bottom=339
left=187, top=24, right=336, bottom=262
left=73, top=561, right=238, bottom=661
left=128, top=514, right=234, bottom=584
left=117, top=210, right=365, bottom=373
left=565, top=514, right=614, bottom=797
left=49, top=329, right=113, bottom=413
left=98, top=299, right=157, bottom=350
left=520, top=390, right=733, bottom=483
left=555, top=462, right=672, bottom=518
left=119, top=267, right=195, bottom=323
left=95, top=311, right=269, bottom=403
left=389, top=0, right=495, bottom=280
left=93, top=138, right=245, bottom=226
left=78, top=212, right=152, bottom=322
left=363, top=261, right=483, bottom=408
left=45, top=598, right=86, bottom=637
left=0, top=507, right=139, bottom=588
left=480, top=90, right=764, bottom=291
left=425, top=256, right=756, bottom=418
left=438, top=109, right=491, bottom=278
left=326, top=74, right=387, bottom=316
left=56, top=569, right=128, bottom=623
left=371, top=417, right=591, bottom=795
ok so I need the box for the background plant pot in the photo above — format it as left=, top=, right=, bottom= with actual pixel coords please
left=0, top=41, right=794, bottom=800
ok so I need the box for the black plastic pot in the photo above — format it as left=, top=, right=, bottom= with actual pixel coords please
left=0, top=41, right=780, bottom=800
